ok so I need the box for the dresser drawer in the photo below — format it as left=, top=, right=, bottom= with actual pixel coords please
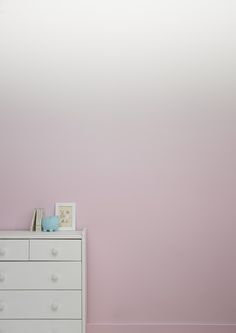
left=30, top=240, right=81, bottom=261
left=0, top=291, right=81, bottom=319
left=0, top=240, right=28, bottom=261
left=0, top=262, right=81, bottom=289
left=0, top=320, right=82, bottom=333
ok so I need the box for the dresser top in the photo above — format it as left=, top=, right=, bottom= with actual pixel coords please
left=0, top=230, right=85, bottom=239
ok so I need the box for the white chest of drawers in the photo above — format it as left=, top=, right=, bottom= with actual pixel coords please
left=0, top=230, right=86, bottom=333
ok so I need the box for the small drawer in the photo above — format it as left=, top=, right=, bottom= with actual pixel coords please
left=0, top=320, right=82, bottom=333
left=0, top=262, right=81, bottom=289
left=0, top=240, right=28, bottom=261
left=30, top=240, right=81, bottom=261
left=0, top=290, right=82, bottom=319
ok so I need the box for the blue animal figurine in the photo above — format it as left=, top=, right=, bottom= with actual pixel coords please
left=42, top=216, right=59, bottom=232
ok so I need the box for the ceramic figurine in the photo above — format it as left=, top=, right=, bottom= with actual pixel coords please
left=42, top=216, right=59, bottom=232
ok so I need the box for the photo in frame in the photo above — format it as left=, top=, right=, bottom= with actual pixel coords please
left=55, top=202, right=76, bottom=230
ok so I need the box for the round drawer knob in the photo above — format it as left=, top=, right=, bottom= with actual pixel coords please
left=0, top=303, right=5, bottom=311
left=0, top=274, right=5, bottom=282
left=0, top=248, right=6, bottom=256
left=51, top=302, right=59, bottom=311
left=51, top=248, right=58, bottom=256
left=51, top=274, right=59, bottom=282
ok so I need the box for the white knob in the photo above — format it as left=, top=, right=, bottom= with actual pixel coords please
left=0, top=303, right=5, bottom=311
left=0, top=248, right=6, bottom=256
left=51, top=302, right=59, bottom=311
left=51, top=248, right=58, bottom=256
left=51, top=274, right=59, bottom=282
left=0, top=274, right=5, bottom=282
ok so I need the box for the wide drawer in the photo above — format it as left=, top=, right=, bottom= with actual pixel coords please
left=30, top=240, right=81, bottom=261
left=0, top=240, right=28, bottom=261
left=0, top=291, right=81, bottom=319
left=0, top=262, right=81, bottom=289
left=0, top=320, right=82, bottom=333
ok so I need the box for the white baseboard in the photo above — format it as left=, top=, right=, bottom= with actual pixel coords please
left=87, top=323, right=236, bottom=333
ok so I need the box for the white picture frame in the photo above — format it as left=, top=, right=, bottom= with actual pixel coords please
left=55, top=202, right=76, bottom=230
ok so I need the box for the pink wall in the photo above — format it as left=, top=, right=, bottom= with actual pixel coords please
left=0, top=1, right=235, bottom=332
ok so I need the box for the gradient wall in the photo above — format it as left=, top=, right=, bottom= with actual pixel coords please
left=0, top=1, right=235, bottom=332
